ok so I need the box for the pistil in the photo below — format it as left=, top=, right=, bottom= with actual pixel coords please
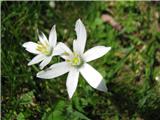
left=66, top=52, right=83, bottom=67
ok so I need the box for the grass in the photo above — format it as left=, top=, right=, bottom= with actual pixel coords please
left=1, top=1, right=160, bottom=120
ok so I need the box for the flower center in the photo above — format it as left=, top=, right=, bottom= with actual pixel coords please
left=66, top=52, right=83, bottom=67
left=36, top=41, right=52, bottom=56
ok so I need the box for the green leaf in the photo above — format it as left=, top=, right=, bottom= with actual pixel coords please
left=19, top=91, right=34, bottom=105
left=47, top=110, right=65, bottom=120
left=72, top=111, right=91, bottom=120
left=46, top=100, right=66, bottom=120
left=17, top=112, right=25, bottom=120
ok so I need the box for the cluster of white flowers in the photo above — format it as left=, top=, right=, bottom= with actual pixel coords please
left=23, top=19, right=111, bottom=99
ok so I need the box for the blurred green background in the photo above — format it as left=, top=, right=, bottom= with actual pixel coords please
left=1, top=1, right=160, bottom=120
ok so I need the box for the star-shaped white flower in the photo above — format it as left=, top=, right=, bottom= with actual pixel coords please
left=37, top=19, right=111, bottom=98
left=23, top=25, right=62, bottom=69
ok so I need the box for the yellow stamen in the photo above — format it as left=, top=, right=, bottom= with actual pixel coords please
left=36, top=41, right=52, bottom=56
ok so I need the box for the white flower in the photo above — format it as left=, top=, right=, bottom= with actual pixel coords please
left=37, top=19, right=111, bottom=99
left=23, top=25, right=62, bottom=69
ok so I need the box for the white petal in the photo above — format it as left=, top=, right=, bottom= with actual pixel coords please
left=28, top=54, right=45, bottom=66
left=22, top=42, right=40, bottom=54
left=74, top=19, right=87, bottom=54
left=57, top=42, right=72, bottom=54
left=37, top=62, right=70, bottom=79
left=84, top=46, right=111, bottom=62
left=73, top=40, right=78, bottom=52
left=80, top=63, right=107, bottom=92
left=49, top=25, right=57, bottom=47
left=56, top=42, right=72, bottom=59
left=51, top=42, right=67, bottom=56
left=37, top=31, right=49, bottom=45
left=39, top=56, right=52, bottom=69
left=66, top=69, right=79, bottom=99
